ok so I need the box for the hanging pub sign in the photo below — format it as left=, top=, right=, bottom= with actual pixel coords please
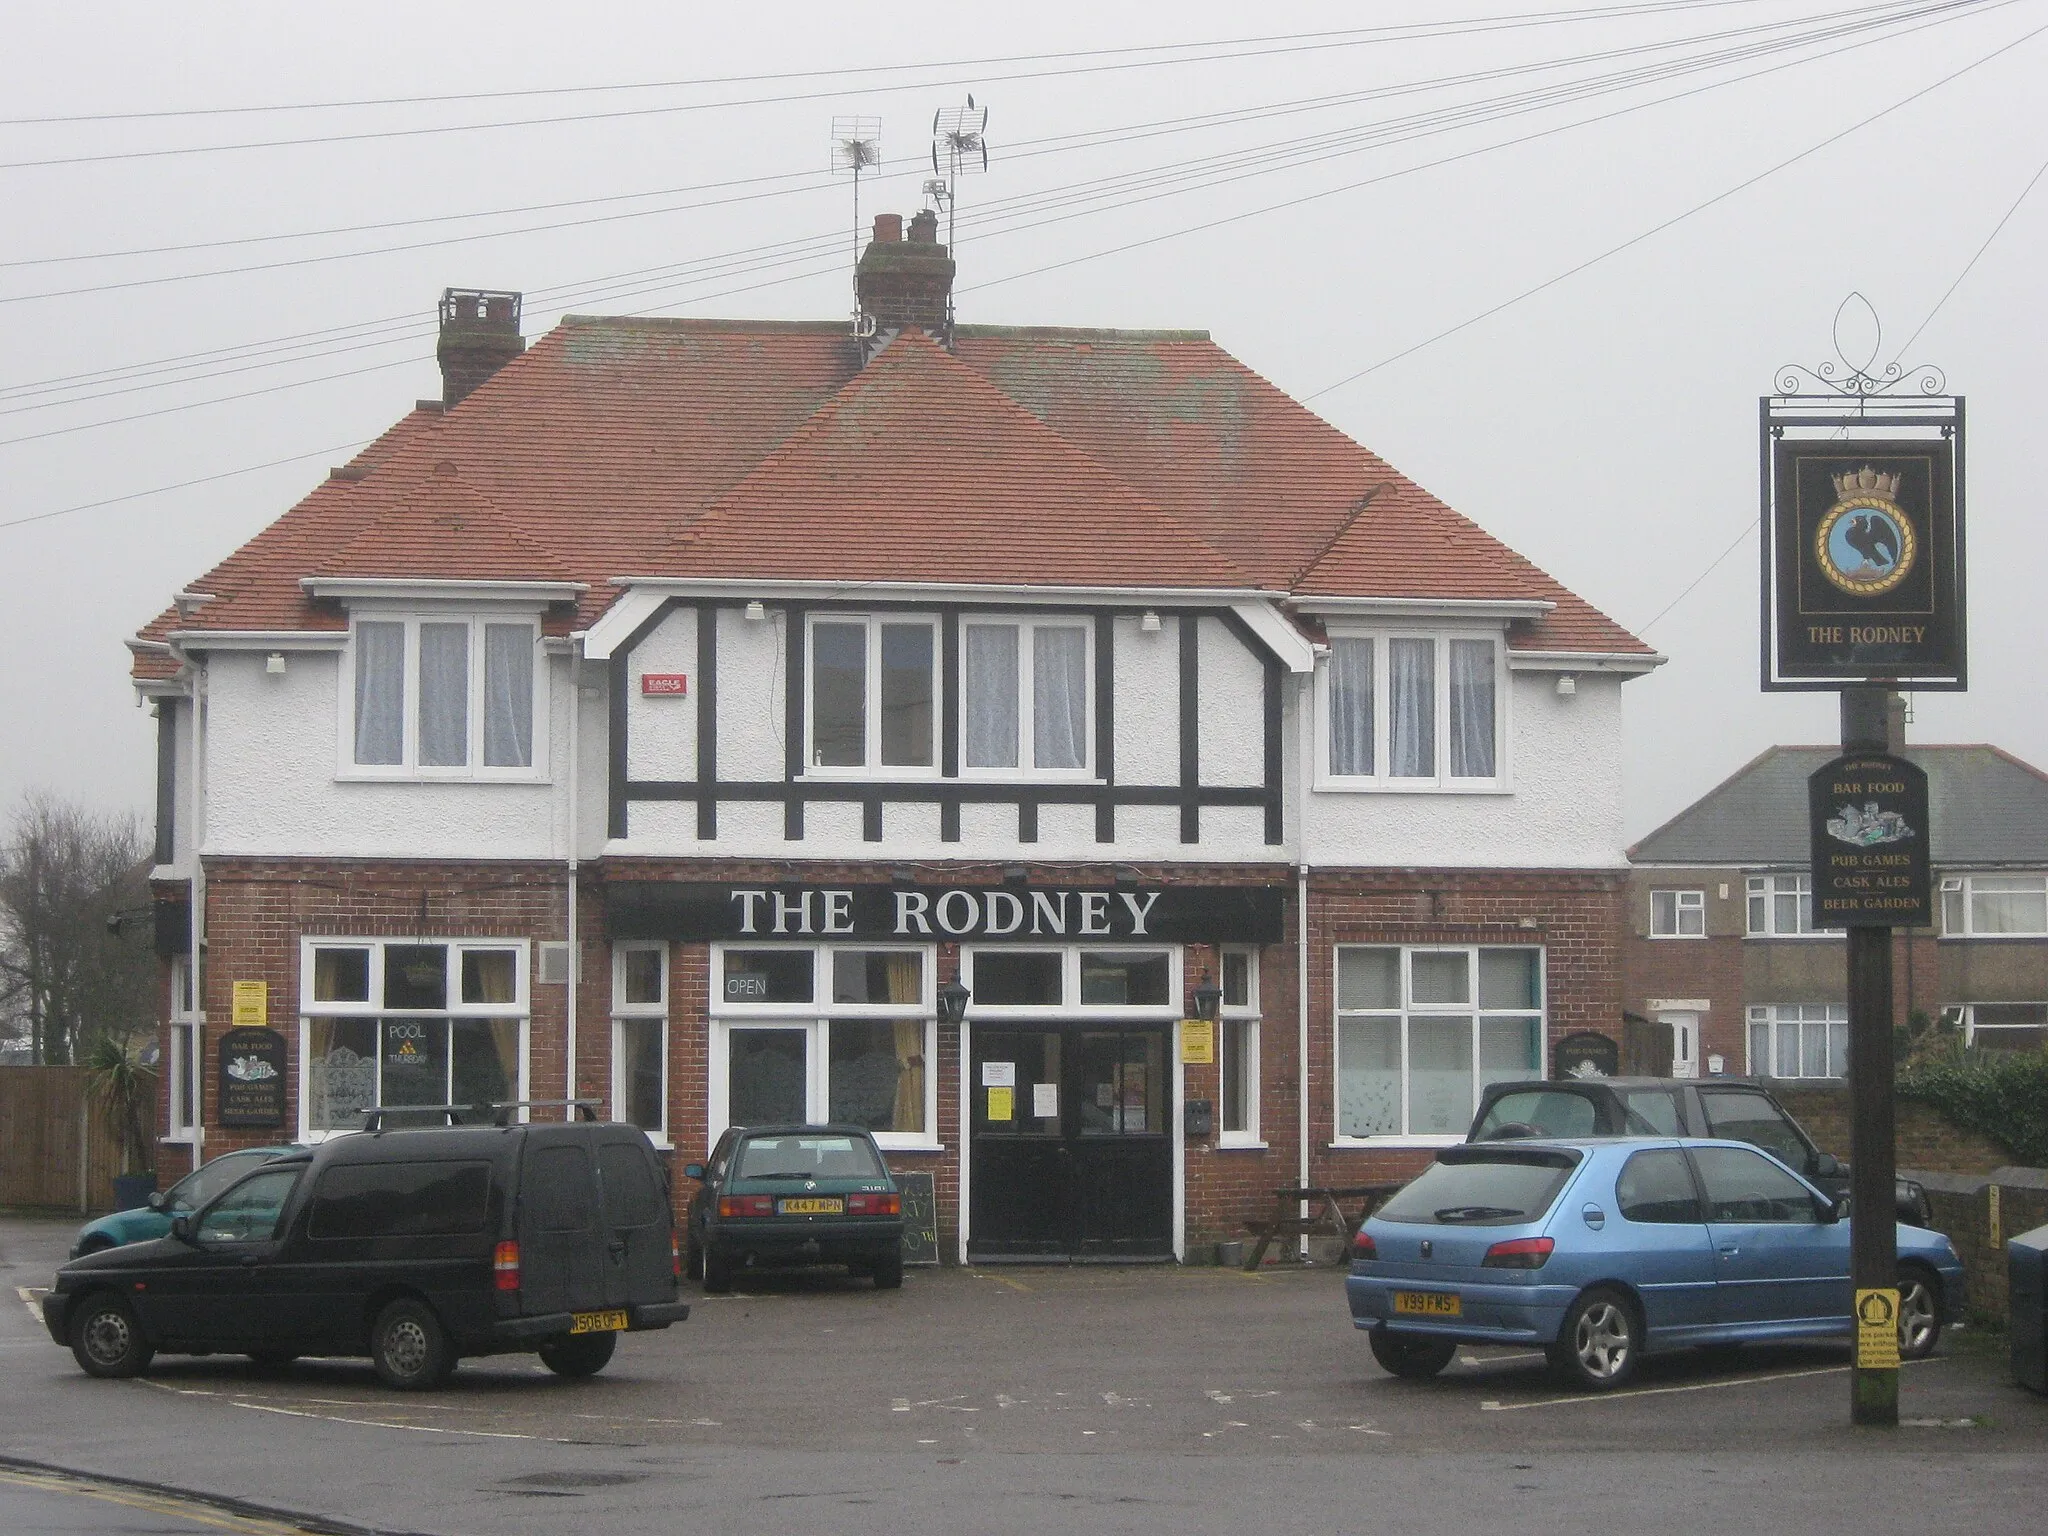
left=1807, top=753, right=1931, bottom=928
left=218, top=1026, right=288, bottom=1128
left=1552, top=1030, right=1619, bottom=1080
left=1764, top=438, right=1963, bottom=690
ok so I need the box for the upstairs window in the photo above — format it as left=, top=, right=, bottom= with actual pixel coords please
left=1941, top=875, right=2048, bottom=937
left=1746, top=874, right=1818, bottom=937
left=1650, top=889, right=1706, bottom=938
left=1324, top=632, right=1500, bottom=787
left=807, top=616, right=936, bottom=773
left=962, top=618, right=1091, bottom=775
left=346, top=616, right=540, bottom=776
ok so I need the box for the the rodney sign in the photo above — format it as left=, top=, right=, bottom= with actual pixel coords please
left=606, top=881, right=1287, bottom=944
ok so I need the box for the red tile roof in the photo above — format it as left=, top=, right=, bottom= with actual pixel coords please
left=134, top=314, right=1649, bottom=673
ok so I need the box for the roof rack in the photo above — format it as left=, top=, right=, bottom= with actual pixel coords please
left=358, top=1099, right=603, bottom=1133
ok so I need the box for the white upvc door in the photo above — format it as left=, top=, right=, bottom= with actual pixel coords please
left=1658, top=1011, right=1700, bottom=1079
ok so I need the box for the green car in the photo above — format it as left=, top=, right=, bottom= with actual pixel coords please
left=683, top=1125, right=906, bottom=1292
left=68, top=1146, right=299, bottom=1258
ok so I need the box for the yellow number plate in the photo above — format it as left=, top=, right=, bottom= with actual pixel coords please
left=569, top=1309, right=628, bottom=1334
left=1392, top=1291, right=1461, bottom=1317
left=778, top=1197, right=845, bottom=1215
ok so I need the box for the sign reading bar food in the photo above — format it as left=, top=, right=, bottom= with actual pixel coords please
left=1808, top=753, right=1931, bottom=928
left=1765, top=440, right=1963, bottom=689
left=607, top=880, right=1287, bottom=944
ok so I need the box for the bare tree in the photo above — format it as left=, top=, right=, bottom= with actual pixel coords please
left=0, top=793, right=156, bottom=1065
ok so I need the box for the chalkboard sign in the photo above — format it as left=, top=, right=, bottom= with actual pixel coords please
left=218, top=1026, right=287, bottom=1128
left=895, top=1170, right=939, bottom=1265
left=1553, top=1030, right=1619, bottom=1081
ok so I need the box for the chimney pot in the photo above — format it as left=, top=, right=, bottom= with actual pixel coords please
left=436, top=287, right=525, bottom=408
left=908, top=209, right=939, bottom=244
left=873, top=213, right=902, bottom=244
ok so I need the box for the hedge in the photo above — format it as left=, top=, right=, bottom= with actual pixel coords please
left=1897, top=1051, right=2048, bottom=1169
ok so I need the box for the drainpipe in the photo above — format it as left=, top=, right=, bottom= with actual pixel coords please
left=1294, top=669, right=1315, bottom=1233
left=565, top=651, right=580, bottom=1121
left=188, top=664, right=207, bottom=1168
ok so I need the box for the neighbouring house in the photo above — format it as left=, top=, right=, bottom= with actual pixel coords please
left=131, top=211, right=1659, bottom=1261
left=1625, top=724, right=2048, bottom=1083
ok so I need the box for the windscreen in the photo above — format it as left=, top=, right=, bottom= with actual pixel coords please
left=735, top=1134, right=885, bottom=1180
left=1376, top=1152, right=1578, bottom=1226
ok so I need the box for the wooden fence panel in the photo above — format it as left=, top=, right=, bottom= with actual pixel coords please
left=0, top=1066, right=133, bottom=1212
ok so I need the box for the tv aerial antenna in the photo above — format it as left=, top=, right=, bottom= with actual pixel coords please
left=929, top=95, right=989, bottom=255
left=831, top=116, right=882, bottom=337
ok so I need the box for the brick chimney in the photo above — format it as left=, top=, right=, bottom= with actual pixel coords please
left=437, top=288, right=525, bottom=407
left=855, top=211, right=955, bottom=339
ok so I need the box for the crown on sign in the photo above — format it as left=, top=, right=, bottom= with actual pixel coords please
left=1832, top=465, right=1900, bottom=499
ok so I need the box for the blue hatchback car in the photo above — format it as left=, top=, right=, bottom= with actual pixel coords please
left=1347, top=1137, right=1963, bottom=1390
left=68, top=1147, right=299, bottom=1259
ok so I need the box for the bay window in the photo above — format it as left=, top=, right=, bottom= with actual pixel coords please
left=1334, top=945, right=1544, bottom=1139
left=807, top=615, right=936, bottom=772
left=344, top=615, right=540, bottom=776
left=299, top=938, right=528, bottom=1136
left=1323, top=632, right=1500, bottom=787
left=711, top=943, right=935, bottom=1147
left=962, top=617, right=1091, bottom=774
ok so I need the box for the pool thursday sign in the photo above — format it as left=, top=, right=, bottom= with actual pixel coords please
left=1808, top=753, right=1931, bottom=928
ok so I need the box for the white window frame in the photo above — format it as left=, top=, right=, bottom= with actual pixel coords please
left=336, top=611, right=548, bottom=782
left=166, top=955, right=201, bottom=1142
left=958, top=614, right=1097, bottom=781
left=1217, top=947, right=1262, bottom=1147
left=611, top=942, right=669, bottom=1145
left=1745, top=1003, right=1848, bottom=1079
left=1939, top=873, right=2048, bottom=938
left=803, top=613, right=941, bottom=778
left=1315, top=628, right=1508, bottom=792
left=1650, top=888, right=1707, bottom=939
left=1954, top=1002, right=2048, bottom=1051
left=1331, top=944, right=1547, bottom=1146
left=708, top=942, right=939, bottom=1151
left=1746, top=873, right=1822, bottom=937
left=959, top=945, right=1184, bottom=1019
left=296, top=937, right=531, bottom=1142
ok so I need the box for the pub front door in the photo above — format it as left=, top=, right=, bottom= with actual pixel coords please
left=967, top=1024, right=1173, bottom=1260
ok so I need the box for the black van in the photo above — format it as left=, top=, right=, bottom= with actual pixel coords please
left=42, top=1107, right=689, bottom=1389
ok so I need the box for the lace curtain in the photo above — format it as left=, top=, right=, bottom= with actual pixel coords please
left=482, top=623, right=533, bottom=768
left=1448, top=639, right=1496, bottom=778
left=965, top=624, right=1019, bottom=768
left=352, top=622, right=405, bottom=765
left=418, top=622, right=469, bottom=767
left=1389, top=638, right=1435, bottom=777
left=1329, top=637, right=1373, bottom=775
left=1032, top=626, right=1087, bottom=769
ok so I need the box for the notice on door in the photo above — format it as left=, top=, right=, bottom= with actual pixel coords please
left=987, top=1086, right=1014, bottom=1122
left=1032, top=1081, right=1059, bottom=1119
left=981, top=1060, right=1016, bottom=1088
left=1855, top=1288, right=1901, bottom=1369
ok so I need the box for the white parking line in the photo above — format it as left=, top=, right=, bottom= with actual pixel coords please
left=1479, top=1356, right=1938, bottom=1411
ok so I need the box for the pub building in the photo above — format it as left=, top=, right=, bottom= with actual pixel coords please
left=132, top=214, right=1658, bottom=1263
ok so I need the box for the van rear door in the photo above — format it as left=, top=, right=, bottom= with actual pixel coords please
left=517, top=1138, right=606, bottom=1318
left=596, top=1134, right=673, bottom=1309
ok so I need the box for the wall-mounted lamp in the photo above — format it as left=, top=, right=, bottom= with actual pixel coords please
left=1555, top=674, right=1576, bottom=697
left=936, top=979, right=971, bottom=1026
left=744, top=600, right=767, bottom=622
left=1191, top=973, right=1223, bottom=1022
left=1140, top=610, right=1162, bottom=633
left=265, top=652, right=287, bottom=676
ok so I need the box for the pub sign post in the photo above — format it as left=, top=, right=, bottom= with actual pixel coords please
left=1761, top=310, right=1963, bottom=1428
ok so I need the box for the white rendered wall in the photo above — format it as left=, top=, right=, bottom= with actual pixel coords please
left=201, top=649, right=569, bottom=861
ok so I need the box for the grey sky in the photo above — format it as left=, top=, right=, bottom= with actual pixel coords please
left=3, top=0, right=2042, bottom=840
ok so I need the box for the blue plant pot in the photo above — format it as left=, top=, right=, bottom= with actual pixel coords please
left=110, top=1172, right=158, bottom=1211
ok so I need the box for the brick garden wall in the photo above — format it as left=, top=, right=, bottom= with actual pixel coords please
left=1771, top=1081, right=2013, bottom=1174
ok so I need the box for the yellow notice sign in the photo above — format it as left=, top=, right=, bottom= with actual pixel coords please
left=1180, top=1019, right=1216, bottom=1066
left=231, top=980, right=268, bottom=1029
left=987, top=1086, right=1014, bottom=1122
left=1855, top=1288, right=1901, bottom=1369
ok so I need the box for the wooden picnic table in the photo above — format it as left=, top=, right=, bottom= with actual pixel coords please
left=1241, top=1183, right=1403, bottom=1271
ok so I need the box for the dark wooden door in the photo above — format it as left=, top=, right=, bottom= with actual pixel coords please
left=968, top=1025, right=1172, bottom=1259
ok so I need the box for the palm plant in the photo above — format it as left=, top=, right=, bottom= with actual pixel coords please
left=81, top=1030, right=156, bottom=1176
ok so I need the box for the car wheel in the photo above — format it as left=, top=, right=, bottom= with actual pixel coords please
left=1897, top=1265, right=1943, bottom=1360
left=1549, top=1287, right=1640, bottom=1390
left=69, top=1293, right=153, bottom=1379
left=872, top=1250, right=904, bottom=1290
left=702, top=1246, right=733, bottom=1295
left=1368, top=1329, right=1458, bottom=1380
left=370, top=1298, right=454, bottom=1391
left=74, top=1235, right=115, bottom=1258
left=538, top=1331, right=618, bottom=1379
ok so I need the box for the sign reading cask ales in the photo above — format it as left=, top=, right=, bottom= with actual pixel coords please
left=1807, top=753, right=1931, bottom=928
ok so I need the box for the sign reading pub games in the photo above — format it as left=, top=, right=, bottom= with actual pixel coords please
left=1765, top=439, right=1963, bottom=689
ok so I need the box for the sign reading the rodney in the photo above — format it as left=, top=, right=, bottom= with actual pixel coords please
left=1765, top=439, right=1963, bottom=689
left=606, top=881, right=1288, bottom=945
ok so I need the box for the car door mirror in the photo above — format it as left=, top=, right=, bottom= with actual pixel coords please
left=170, top=1214, right=194, bottom=1243
left=1813, top=1152, right=1842, bottom=1179
left=1815, top=1196, right=1842, bottom=1224
left=682, top=1163, right=706, bottom=1182
left=146, top=1191, right=167, bottom=1211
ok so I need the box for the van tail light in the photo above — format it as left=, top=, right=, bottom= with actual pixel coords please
left=1481, top=1237, right=1555, bottom=1270
left=718, top=1194, right=774, bottom=1218
left=1351, top=1230, right=1377, bottom=1261
left=848, top=1192, right=901, bottom=1216
left=493, top=1240, right=521, bottom=1292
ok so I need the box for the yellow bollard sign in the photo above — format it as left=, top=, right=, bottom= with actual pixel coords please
left=1855, top=1288, right=1901, bottom=1369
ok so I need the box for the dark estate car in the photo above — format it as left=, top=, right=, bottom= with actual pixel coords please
left=1468, top=1077, right=1933, bottom=1227
left=683, top=1124, right=905, bottom=1292
left=43, top=1114, right=689, bottom=1389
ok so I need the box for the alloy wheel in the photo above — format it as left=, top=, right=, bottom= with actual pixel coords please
left=1571, top=1299, right=1633, bottom=1381
left=1898, top=1274, right=1939, bottom=1357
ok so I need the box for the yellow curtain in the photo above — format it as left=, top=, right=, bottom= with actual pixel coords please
left=885, top=952, right=920, bottom=1006
left=892, top=1020, right=925, bottom=1133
